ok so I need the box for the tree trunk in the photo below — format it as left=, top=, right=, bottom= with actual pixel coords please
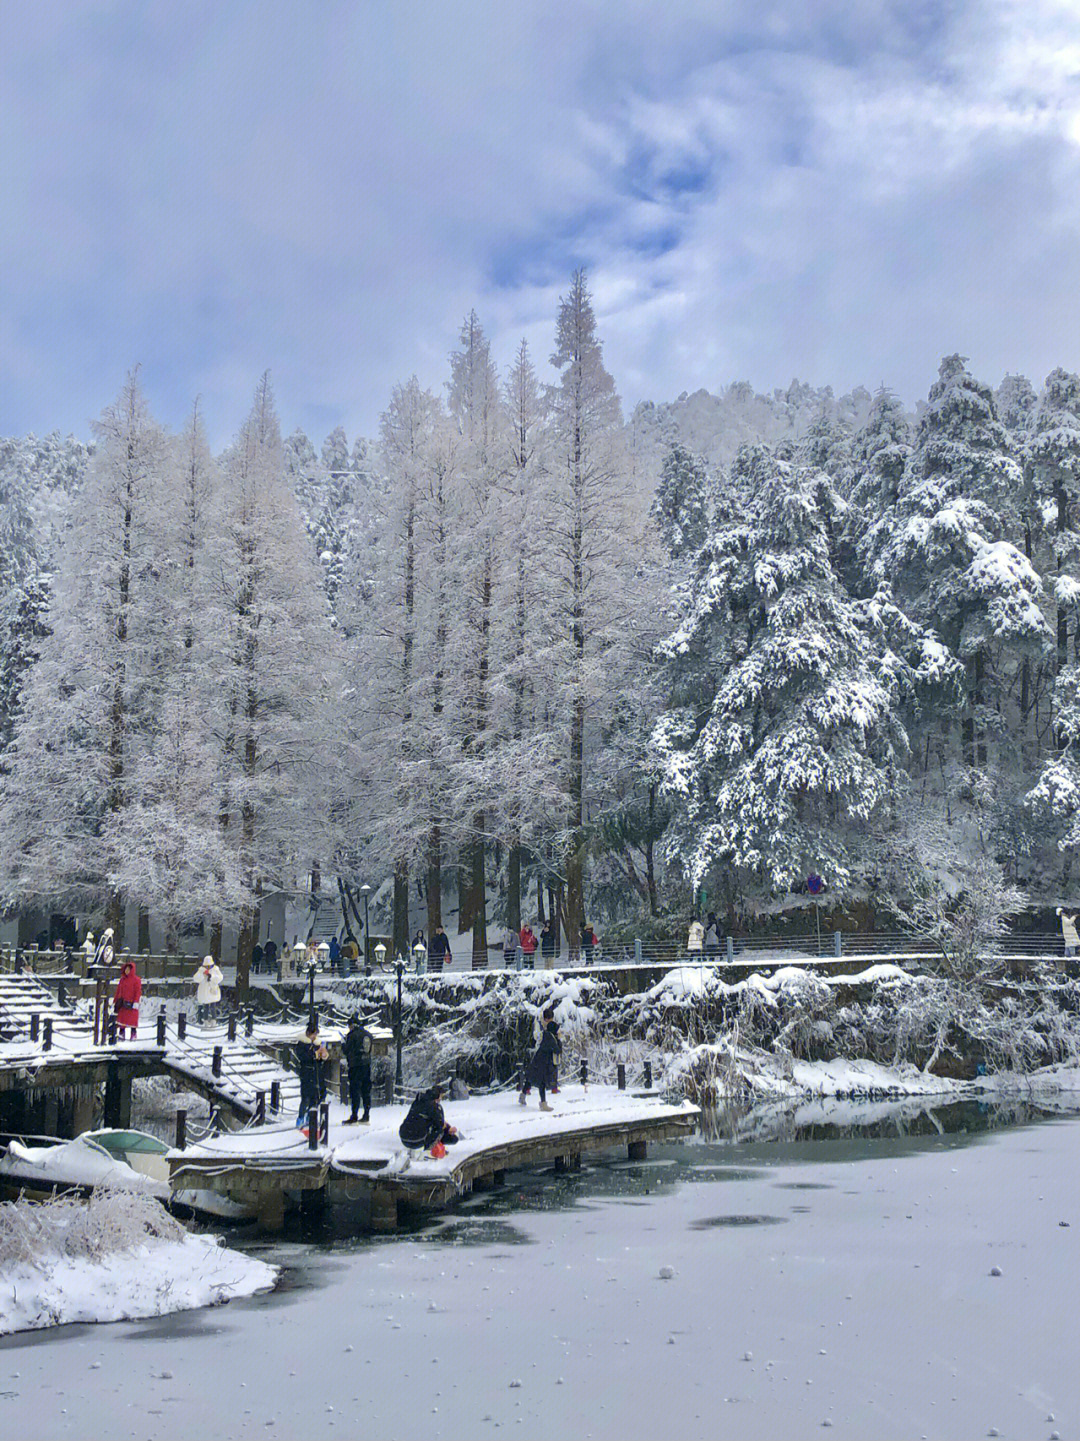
left=106, top=893, right=124, bottom=952
left=393, top=859, right=410, bottom=959
left=137, top=906, right=150, bottom=954
left=536, top=873, right=546, bottom=927
left=426, top=825, right=442, bottom=937
left=646, top=783, right=659, bottom=917
left=508, top=843, right=522, bottom=933
left=209, top=919, right=222, bottom=963
left=471, top=824, right=488, bottom=966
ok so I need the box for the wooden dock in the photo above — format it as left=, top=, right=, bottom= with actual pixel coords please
left=166, top=1087, right=699, bottom=1231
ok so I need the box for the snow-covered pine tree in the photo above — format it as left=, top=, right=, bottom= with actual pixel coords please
left=0, top=375, right=170, bottom=936
left=875, top=356, right=1049, bottom=785
left=545, top=271, right=645, bottom=955
left=110, top=403, right=242, bottom=947
left=211, top=376, right=342, bottom=991
left=651, top=443, right=709, bottom=560
left=653, top=446, right=914, bottom=905
left=447, top=311, right=501, bottom=964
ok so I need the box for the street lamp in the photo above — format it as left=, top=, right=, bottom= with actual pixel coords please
left=393, top=951, right=407, bottom=1093
left=307, top=958, right=319, bottom=1028
left=360, top=884, right=371, bottom=971
left=413, top=939, right=427, bottom=975
left=290, top=939, right=306, bottom=985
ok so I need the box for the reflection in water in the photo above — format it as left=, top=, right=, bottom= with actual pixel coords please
left=689, top=1214, right=787, bottom=1229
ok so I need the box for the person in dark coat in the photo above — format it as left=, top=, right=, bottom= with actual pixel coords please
left=399, top=1084, right=458, bottom=1157
left=294, top=1023, right=329, bottom=1131
left=252, top=942, right=264, bottom=975
left=519, top=1007, right=561, bottom=1111
left=540, top=920, right=556, bottom=961
left=429, top=925, right=452, bottom=971
left=263, top=937, right=278, bottom=976
left=342, top=1016, right=372, bottom=1124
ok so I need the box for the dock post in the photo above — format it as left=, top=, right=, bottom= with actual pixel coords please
left=175, top=1109, right=187, bottom=1150
left=340, top=1066, right=349, bottom=1105
left=308, top=1109, right=319, bottom=1149
left=628, top=1139, right=647, bottom=1161
left=227, top=1014, right=237, bottom=1042
left=834, top=930, right=843, bottom=957
left=245, top=1010, right=254, bottom=1037
left=270, top=1080, right=281, bottom=1114
left=212, top=1046, right=223, bottom=1077
left=58, top=982, right=67, bottom=1007
left=726, top=935, right=734, bottom=962
left=43, top=1017, right=53, bottom=1051
left=177, top=1012, right=187, bottom=1040
left=103, top=1062, right=131, bottom=1128
left=156, top=1013, right=166, bottom=1046
left=617, top=1063, right=626, bottom=1090
left=257, top=1188, right=285, bottom=1233
left=369, top=1188, right=399, bottom=1232
left=319, top=1101, right=330, bottom=1145
left=384, top=1074, right=394, bottom=1106
left=108, top=1018, right=118, bottom=1045
left=30, top=1013, right=39, bottom=1042
left=255, top=1091, right=266, bottom=1125
left=643, top=1060, right=653, bottom=1089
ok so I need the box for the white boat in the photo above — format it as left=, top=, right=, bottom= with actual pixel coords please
left=0, top=1129, right=254, bottom=1221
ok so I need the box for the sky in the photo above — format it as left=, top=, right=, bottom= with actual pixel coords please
left=3, top=0, right=1080, bottom=448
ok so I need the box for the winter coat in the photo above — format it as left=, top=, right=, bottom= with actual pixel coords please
left=687, top=921, right=705, bottom=953
left=523, top=1021, right=562, bottom=1090
left=329, top=937, right=341, bottom=965
left=193, top=960, right=223, bottom=1004
left=112, top=964, right=141, bottom=1028
left=1063, top=913, right=1079, bottom=948
left=264, top=940, right=278, bottom=966
left=399, top=1089, right=447, bottom=1149
left=519, top=926, right=538, bottom=955
left=430, top=931, right=451, bottom=962
left=295, top=1040, right=327, bottom=1096
left=342, top=1026, right=371, bottom=1080
left=540, top=928, right=556, bottom=958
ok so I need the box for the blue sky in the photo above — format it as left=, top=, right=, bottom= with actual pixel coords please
left=3, top=0, right=1080, bottom=447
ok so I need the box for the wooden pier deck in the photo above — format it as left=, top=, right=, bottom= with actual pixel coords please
left=167, top=1086, right=699, bottom=1231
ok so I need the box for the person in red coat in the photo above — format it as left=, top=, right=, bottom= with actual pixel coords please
left=112, top=960, right=141, bottom=1041
left=519, top=924, right=538, bottom=969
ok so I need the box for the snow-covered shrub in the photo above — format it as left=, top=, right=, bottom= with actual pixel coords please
left=0, top=1188, right=186, bottom=1271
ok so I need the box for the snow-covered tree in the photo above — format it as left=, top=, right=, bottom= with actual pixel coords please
left=651, top=443, right=709, bottom=560
left=653, top=448, right=920, bottom=905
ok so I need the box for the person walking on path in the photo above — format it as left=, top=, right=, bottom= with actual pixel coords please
left=519, top=1007, right=562, bottom=1111
left=1060, top=908, right=1079, bottom=958
left=503, top=925, right=518, bottom=968
left=263, top=937, right=278, bottom=977
left=295, top=1022, right=329, bottom=1132
left=342, top=1016, right=372, bottom=1124
left=399, top=1083, right=459, bottom=1162
left=193, top=955, right=223, bottom=1024
left=328, top=936, right=341, bottom=974
left=519, top=923, right=538, bottom=969
left=687, top=918, right=705, bottom=956
left=430, top=925, right=452, bottom=972
left=112, top=960, right=141, bottom=1040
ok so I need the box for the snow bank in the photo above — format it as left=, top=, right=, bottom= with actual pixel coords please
left=0, top=1189, right=277, bottom=1335
left=667, top=1041, right=960, bottom=1105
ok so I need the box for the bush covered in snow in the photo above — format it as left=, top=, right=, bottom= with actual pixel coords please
left=0, top=1186, right=186, bottom=1271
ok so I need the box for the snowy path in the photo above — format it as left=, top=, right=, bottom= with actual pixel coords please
left=170, top=1085, right=698, bottom=1181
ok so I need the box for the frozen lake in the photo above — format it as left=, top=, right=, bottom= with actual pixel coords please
left=2, top=1098, right=1078, bottom=1441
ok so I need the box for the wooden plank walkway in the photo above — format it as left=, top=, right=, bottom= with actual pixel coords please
left=166, top=1086, right=699, bottom=1231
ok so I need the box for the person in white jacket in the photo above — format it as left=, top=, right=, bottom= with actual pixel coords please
left=1059, top=908, right=1079, bottom=959
left=193, top=955, right=223, bottom=1023
left=687, top=919, right=705, bottom=955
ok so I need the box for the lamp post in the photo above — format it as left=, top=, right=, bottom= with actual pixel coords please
left=413, top=939, right=427, bottom=975
left=291, top=940, right=306, bottom=985
left=360, top=883, right=371, bottom=972
left=394, top=951, right=406, bottom=1093
left=307, top=959, right=319, bottom=1027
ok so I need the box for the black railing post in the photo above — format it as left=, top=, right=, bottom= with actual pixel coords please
left=270, top=1080, right=281, bottom=1114
left=212, top=1046, right=222, bottom=1077
left=227, top=1013, right=237, bottom=1042
left=29, top=1013, right=39, bottom=1042
left=340, top=1066, right=349, bottom=1106
left=108, top=1018, right=118, bottom=1045
left=319, top=1101, right=330, bottom=1145
left=617, top=1063, right=626, bottom=1090
left=643, top=1060, right=653, bottom=1089
left=245, top=1009, right=254, bottom=1037
left=42, top=1017, right=53, bottom=1051
left=175, top=1109, right=187, bottom=1150
left=580, top=1060, right=588, bottom=1086
left=58, top=982, right=67, bottom=1007
left=255, top=1091, right=266, bottom=1125
left=308, top=1108, right=319, bottom=1149
left=156, top=1013, right=166, bottom=1046
left=177, top=1012, right=187, bottom=1041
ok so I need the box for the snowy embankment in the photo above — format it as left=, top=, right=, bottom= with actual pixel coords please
left=0, top=1189, right=277, bottom=1335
